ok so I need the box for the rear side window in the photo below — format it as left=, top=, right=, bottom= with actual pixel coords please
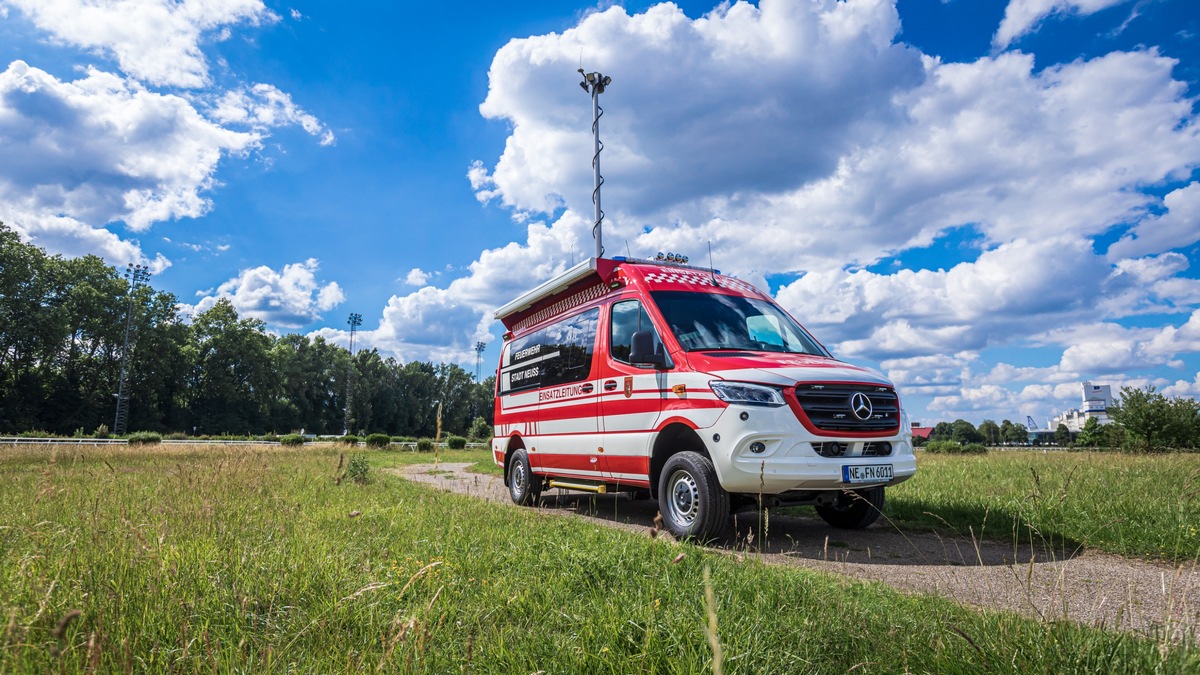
left=499, top=308, right=599, bottom=394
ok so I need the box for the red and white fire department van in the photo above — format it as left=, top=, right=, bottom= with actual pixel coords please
left=491, top=254, right=916, bottom=541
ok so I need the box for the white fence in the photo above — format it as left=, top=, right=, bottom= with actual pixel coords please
left=0, top=437, right=491, bottom=449
left=0, top=437, right=280, bottom=446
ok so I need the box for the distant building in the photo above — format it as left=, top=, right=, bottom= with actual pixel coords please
left=911, top=422, right=934, bottom=441
left=1050, top=381, right=1114, bottom=432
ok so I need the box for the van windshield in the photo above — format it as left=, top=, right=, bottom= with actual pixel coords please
left=650, top=290, right=828, bottom=356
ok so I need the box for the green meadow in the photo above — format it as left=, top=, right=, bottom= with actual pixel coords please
left=1, top=443, right=1196, bottom=673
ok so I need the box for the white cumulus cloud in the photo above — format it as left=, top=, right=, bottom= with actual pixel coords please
left=316, top=214, right=587, bottom=363
left=994, top=0, right=1132, bottom=50
left=403, top=268, right=430, bottom=286
left=469, top=1, right=1199, bottom=284
left=775, top=237, right=1110, bottom=360
left=0, top=0, right=333, bottom=263
left=185, top=258, right=344, bottom=328
left=0, top=59, right=260, bottom=264
left=209, top=83, right=335, bottom=145
left=478, top=0, right=923, bottom=225
left=1107, top=183, right=1200, bottom=261
left=1, top=0, right=277, bottom=88
left=436, top=0, right=1200, bottom=423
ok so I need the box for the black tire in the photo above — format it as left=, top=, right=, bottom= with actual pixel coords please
left=815, top=486, right=885, bottom=529
left=657, top=451, right=729, bottom=542
left=508, top=449, right=541, bottom=506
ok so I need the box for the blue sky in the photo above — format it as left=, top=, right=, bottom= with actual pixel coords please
left=1, top=0, right=1198, bottom=427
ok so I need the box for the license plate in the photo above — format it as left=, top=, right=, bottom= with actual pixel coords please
left=842, top=464, right=893, bottom=484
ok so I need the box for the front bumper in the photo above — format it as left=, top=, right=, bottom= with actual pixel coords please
left=701, top=402, right=917, bottom=494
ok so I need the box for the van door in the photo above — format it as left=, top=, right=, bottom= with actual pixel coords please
left=600, top=299, right=666, bottom=487
left=527, top=308, right=602, bottom=481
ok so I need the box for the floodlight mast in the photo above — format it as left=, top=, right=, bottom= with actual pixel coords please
left=344, top=312, right=363, bottom=435
left=578, top=69, right=611, bottom=260
left=474, top=340, right=486, bottom=381
left=113, top=263, right=150, bottom=435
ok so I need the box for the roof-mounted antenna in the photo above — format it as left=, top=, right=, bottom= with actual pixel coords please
left=708, top=241, right=720, bottom=286
left=578, top=67, right=611, bottom=260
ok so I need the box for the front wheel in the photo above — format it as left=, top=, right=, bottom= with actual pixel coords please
left=657, top=451, right=729, bottom=542
left=508, top=449, right=541, bottom=506
left=815, top=486, right=885, bottom=529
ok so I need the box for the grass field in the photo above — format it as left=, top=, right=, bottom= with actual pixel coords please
left=413, top=445, right=1200, bottom=561
left=885, top=451, right=1200, bottom=562
left=1, top=443, right=1197, bottom=673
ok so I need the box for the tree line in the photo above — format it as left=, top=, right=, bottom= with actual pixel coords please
left=0, top=222, right=493, bottom=437
left=923, top=387, right=1199, bottom=452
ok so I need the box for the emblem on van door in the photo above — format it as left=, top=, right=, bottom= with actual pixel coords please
left=624, top=377, right=634, bottom=398
left=849, top=392, right=873, bottom=420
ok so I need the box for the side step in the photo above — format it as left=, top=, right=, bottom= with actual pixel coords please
left=548, top=479, right=607, bottom=494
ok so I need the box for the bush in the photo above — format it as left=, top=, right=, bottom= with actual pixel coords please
left=1113, top=386, right=1200, bottom=452
left=447, top=436, right=467, bottom=450
left=468, top=416, right=492, bottom=441
left=279, top=434, right=305, bottom=446
left=346, top=455, right=370, bottom=484
left=17, top=430, right=55, bottom=438
left=923, top=440, right=987, bottom=455
left=92, top=424, right=110, bottom=439
left=364, top=433, right=391, bottom=449
left=126, top=431, right=162, bottom=446
left=257, top=434, right=280, bottom=443
left=339, top=435, right=359, bottom=446
left=165, top=432, right=188, bottom=441
left=416, top=438, right=434, bottom=452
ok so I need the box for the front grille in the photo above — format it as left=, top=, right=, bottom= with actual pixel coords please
left=794, top=383, right=900, bottom=433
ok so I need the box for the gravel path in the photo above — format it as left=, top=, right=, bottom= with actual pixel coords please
left=392, top=463, right=1199, bottom=642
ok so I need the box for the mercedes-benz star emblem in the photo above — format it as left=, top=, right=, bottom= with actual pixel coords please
left=849, top=392, right=873, bottom=420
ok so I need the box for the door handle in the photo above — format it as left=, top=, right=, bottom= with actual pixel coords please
left=580, top=383, right=594, bottom=393
left=603, top=381, right=618, bottom=391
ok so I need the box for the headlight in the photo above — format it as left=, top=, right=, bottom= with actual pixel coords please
left=709, top=381, right=786, bottom=407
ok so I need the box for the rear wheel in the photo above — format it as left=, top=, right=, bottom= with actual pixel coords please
left=508, top=449, right=541, bottom=506
left=658, top=451, right=729, bottom=542
left=815, top=486, right=885, bottom=529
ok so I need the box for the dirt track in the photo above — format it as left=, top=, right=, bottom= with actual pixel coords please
left=393, top=463, right=1199, bottom=642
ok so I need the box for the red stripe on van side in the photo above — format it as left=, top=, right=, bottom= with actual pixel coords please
left=529, top=453, right=602, bottom=473
left=605, top=455, right=650, bottom=475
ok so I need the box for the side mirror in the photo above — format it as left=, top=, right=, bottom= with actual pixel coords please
left=629, top=330, right=666, bottom=368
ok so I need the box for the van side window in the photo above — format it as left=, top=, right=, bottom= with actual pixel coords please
left=541, top=309, right=598, bottom=387
left=610, top=300, right=663, bottom=364
left=499, top=308, right=599, bottom=394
